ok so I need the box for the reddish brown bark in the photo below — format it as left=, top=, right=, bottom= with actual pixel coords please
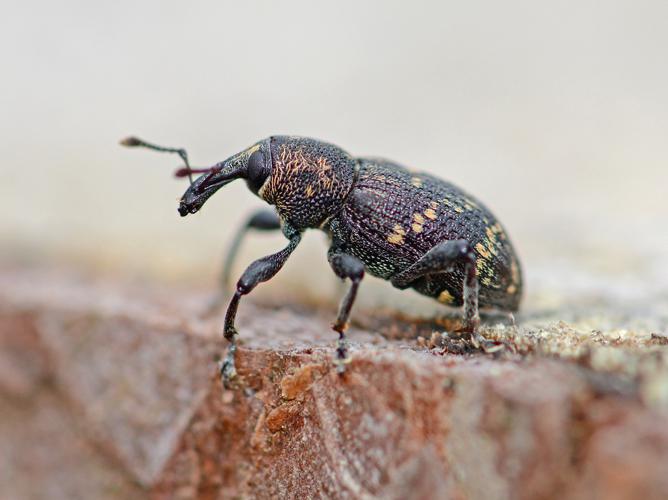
left=1, top=267, right=667, bottom=499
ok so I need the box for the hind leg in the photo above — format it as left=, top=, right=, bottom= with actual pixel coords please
left=391, top=239, right=479, bottom=333
left=391, top=240, right=503, bottom=352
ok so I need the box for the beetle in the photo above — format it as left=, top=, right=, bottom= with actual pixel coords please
left=121, top=135, right=522, bottom=386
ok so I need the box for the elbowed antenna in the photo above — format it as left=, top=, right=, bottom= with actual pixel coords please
left=120, top=136, right=203, bottom=184
left=174, top=166, right=215, bottom=178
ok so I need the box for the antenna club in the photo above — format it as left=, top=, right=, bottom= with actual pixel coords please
left=120, top=136, right=143, bottom=147
left=174, top=167, right=192, bottom=178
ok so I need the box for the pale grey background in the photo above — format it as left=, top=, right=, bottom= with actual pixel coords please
left=2, top=0, right=667, bottom=310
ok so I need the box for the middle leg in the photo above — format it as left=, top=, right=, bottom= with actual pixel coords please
left=328, top=250, right=365, bottom=374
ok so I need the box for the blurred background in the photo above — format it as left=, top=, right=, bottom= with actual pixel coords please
left=2, top=0, right=667, bottom=312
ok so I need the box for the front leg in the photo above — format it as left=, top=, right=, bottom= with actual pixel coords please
left=328, top=249, right=365, bottom=374
left=221, top=208, right=282, bottom=290
left=203, top=208, right=281, bottom=316
left=220, top=223, right=301, bottom=388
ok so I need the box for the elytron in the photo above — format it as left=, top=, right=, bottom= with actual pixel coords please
left=122, top=135, right=522, bottom=386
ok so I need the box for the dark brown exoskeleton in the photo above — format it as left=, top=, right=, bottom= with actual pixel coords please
left=121, top=136, right=522, bottom=386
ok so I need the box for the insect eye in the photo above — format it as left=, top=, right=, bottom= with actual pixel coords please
left=246, top=149, right=270, bottom=194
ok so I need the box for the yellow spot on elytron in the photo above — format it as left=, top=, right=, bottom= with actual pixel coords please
left=438, top=290, right=454, bottom=304
left=482, top=277, right=492, bottom=286
left=429, top=201, right=439, bottom=210
left=482, top=237, right=499, bottom=257
left=441, top=199, right=463, bottom=213
left=463, top=198, right=479, bottom=210
left=411, top=176, right=423, bottom=188
left=305, top=185, right=315, bottom=197
left=412, top=213, right=425, bottom=233
left=510, top=259, right=520, bottom=284
left=424, top=208, right=437, bottom=220
left=476, top=242, right=492, bottom=259
left=476, top=259, right=486, bottom=274
left=490, top=222, right=505, bottom=238
left=387, top=224, right=406, bottom=245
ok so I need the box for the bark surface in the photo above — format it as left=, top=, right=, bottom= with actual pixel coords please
left=1, top=267, right=667, bottom=499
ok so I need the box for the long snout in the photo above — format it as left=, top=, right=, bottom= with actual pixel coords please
left=177, top=155, right=249, bottom=216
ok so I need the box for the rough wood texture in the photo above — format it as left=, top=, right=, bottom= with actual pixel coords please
left=1, top=267, right=667, bottom=499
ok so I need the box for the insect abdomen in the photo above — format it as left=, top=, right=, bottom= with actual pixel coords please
left=331, top=158, right=522, bottom=311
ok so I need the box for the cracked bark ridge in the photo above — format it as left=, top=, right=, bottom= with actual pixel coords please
left=1, top=267, right=667, bottom=500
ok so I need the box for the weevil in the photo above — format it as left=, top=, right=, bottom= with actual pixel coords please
left=121, top=136, right=523, bottom=386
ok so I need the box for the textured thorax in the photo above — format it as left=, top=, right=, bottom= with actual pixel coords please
left=259, top=137, right=356, bottom=230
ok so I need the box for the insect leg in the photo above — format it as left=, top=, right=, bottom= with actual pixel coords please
left=391, top=239, right=480, bottom=335
left=327, top=250, right=365, bottom=374
left=220, top=225, right=301, bottom=388
left=221, top=209, right=281, bottom=290
left=202, top=209, right=281, bottom=316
